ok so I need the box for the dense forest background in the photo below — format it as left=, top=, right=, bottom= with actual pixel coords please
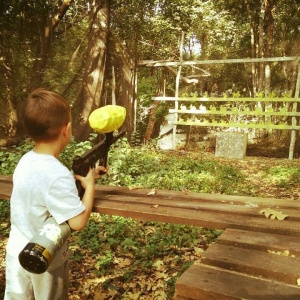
left=0, top=0, right=299, bottom=146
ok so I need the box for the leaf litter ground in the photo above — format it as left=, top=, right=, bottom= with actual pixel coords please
left=1, top=152, right=300, bottom=299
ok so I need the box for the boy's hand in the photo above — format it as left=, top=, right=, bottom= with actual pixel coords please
left=94, top=164, right=108, bottom=179
left=74, top=165, right=107, bottom=189
left=71, top=165, right=108, bottom=231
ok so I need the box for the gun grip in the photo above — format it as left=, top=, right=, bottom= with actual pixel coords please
left=76, top=179, right=85, bottom=199
left=98, top=156, right=107, bottom=175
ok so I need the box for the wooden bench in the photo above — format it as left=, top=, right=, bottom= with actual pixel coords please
left=1, top=175, right=300, bottom=299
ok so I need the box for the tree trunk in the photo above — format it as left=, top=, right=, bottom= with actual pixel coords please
left=28, top=0, right=74, bottom=92
left=258, top=1, right=265, bottom=93
left=245, top=0, right=257, bottom=96
left=0, top=41, right=19, bottom=144
left=74, top=0, right=110, bottom=140
left=102, top=33, right=135, bottom=140
left=143, top=100, right=160, bottom=143
left=264, top=0, right=276, bottom=96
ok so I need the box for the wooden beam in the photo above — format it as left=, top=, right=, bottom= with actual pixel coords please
left=2, top=175, right=300, bottom=236
left=139, top=56, right=300, bottom=67
left=202, top=243, right=300, bottom=285
left=164, top=66, right=198, bottom=84
left=152, top=96, right=300, bottom=102
left=169, top=121, right=300, bottom=130
left=175, top=264, right=300, bottom=300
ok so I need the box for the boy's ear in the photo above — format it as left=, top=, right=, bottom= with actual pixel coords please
left=62, top=122, right=72, bottom=136
left=66, top=122, right=72, bottom=138
left=66, top=122, right=72, bottom=133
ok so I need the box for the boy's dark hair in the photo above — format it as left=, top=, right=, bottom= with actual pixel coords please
left=22, top=88, right=71, bottom=142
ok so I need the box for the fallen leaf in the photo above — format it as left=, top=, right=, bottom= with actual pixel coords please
left=259, top=208, right=288, bottom=220
left=122, top=291, right=141, bottom=300
left=153, top=259, right=164, bottom=270
left=267, top=249, right=295, bottom=257
left=155, top=271, right=169, bottom=279
left=114, top=257, right=132, bottom=268
left=281, top=250, right=290, bottom=256
left=154, top=290, right=167, bottom=300
left=150, top=204, right=159, bottom=209
left=147, top=188, right=157, bottom=195
left=127, top=186, right=143, bottom=190
left=297, top=278, right=300, bottom=286
left=194, top=247, right=205, bottom=255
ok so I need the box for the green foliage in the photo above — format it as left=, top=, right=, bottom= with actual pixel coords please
left=0, top=136, right=95, bottom=175
left=100, top=141, right=245, bottom=195
left=0, top=200, right=10, bottom=246
left=1, top=135, right=299, bottom=196
left=266, top=166, right=300, bottom=188
left=59, top=134, right=96, bottom=169
left=0, top=134, right=97, bottom=175
left=0, top=139, right=34, bottom=175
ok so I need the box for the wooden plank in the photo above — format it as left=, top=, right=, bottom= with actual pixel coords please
left=217, top=228, right=300, bottom=257
left=93, top=198, right=300, bottom=236
left=173, top=297, right=189, bottom=300
left=0, top=176, right=13, bottom=200
left=96, top=184, right=300, bottom=210
left=140, top=56, right=300, bottom=67
left=169, top=121, right=300, bottom=130
left=169, top=109, right=300, bottom=117
left=152, top=96, right=300, bottom=102
left=93, top=193, right=300, bottom=221
left=2, top=176, right=300, bottom=210
left=1, top=176, right=300, bottom=234
left=173, top=296, right=190, bottom=300
left=202, top=243, right=300, bottom=285
left=175, top=264, right=300, bottom=300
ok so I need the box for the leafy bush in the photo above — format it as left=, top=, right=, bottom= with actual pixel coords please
left=59, top=134, right=96, bottom=169
left=0, top=135, right=95, bottom=174
left=266, top=165, right=300, bottom=188
left=99, top=143, right=245, bottom=195
left=0, top=135, right=244, bottom=196
left=0, top=139, right=34, bottom=175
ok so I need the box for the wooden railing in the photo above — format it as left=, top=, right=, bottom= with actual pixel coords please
left=153, top=95, right=300, bottom=158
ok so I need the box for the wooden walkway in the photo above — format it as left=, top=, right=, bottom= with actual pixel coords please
left=1, top=175, right=300, bottom=299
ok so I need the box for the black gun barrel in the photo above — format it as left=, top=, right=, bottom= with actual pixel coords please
left=72, top=130, right=126, bottom=198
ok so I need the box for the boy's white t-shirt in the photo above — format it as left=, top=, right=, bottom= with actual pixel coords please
left=6, top=150, right=85, bottom=270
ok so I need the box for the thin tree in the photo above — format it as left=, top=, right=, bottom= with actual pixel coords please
left=74, top=0, right=110, bottom=140
left=28, top=0, right=74, bottom=92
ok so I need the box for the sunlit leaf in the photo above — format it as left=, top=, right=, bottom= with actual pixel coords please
left=259, top=208, right=288, bottom=220
left=147, top=188, right=157, bottom=195
left=267, top=249, right=295, bottom=257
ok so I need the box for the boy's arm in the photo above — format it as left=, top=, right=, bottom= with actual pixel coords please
left=68, top=166, right=106, bottom=231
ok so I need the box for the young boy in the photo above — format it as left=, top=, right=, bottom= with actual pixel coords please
left=4, top=88, right=106, bottom=300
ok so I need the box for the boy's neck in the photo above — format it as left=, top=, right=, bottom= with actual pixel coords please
left=33, top=123, right=70, bottom=158
left=34, top=141, right=61, bottom=158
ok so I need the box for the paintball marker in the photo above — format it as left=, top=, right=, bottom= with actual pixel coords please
left=72, top=105, right=126, bottom=198
left=72, top=130, right=125, bottom=198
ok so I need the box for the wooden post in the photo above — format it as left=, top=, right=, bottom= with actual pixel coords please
left=112, top=66, right=116, bottom=105
left=289, top=61, right=300, bottom=160
left=133, top=69, right=137, bottom=133
left=173, top=32, right=185, bottom=149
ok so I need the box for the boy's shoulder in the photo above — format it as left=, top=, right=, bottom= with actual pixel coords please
left=16, top=150, right=69, bottom=177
